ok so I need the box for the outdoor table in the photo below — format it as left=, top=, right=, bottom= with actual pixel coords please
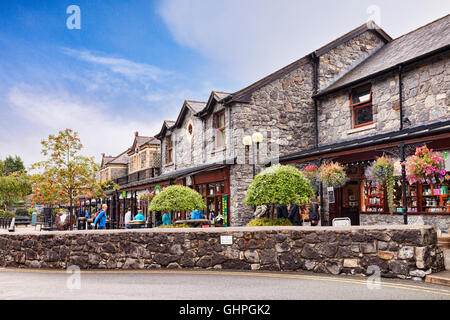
left=129, top=220, right=145, bottom=229
left=175, top=219, right=212, bottom=228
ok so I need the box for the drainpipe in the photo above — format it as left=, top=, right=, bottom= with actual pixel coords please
left=311, top=52, right=320, bottom=148
left=399, top=142, right=408, bottom=225
left=398, top=65, right=404, bottom=131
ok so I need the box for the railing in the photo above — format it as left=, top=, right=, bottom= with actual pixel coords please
left=0, top=218, right=12, bottom=229
left=113, top=167, right=160, bottom=186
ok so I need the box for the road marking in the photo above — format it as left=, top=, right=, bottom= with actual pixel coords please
left=1, top=268, right=449, bottom=297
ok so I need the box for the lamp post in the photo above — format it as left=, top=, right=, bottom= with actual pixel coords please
left=242, top=132, right=264, bottom=178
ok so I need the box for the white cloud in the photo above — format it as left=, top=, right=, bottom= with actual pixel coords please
left=158, top=0, right=450, bottom=85
left=62, top=48, right=171, bottom=83
left=3, top=85, right=164, bottom=167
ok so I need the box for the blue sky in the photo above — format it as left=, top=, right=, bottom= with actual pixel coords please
left=0, top=0, right=449, bottom=167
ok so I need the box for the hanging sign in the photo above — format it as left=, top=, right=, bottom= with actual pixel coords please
left=327, top=187, right=335, bottom=204
left=222, top=195, right=229, bottom=227
left=122, top=191, right=126, bottom=198
left=153, top=184, right=162, bottom=194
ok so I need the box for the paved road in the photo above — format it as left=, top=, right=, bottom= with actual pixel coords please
left=0, top=268, right=449, bottom=300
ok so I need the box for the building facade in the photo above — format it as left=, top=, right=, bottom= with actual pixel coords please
left=96, top=15, right=450, bottom=230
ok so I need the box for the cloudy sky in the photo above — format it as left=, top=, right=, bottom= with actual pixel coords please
left=0, top=0, right=449, bottom=167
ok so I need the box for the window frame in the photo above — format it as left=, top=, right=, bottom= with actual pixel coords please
left=213, top=110, right=226, bottom=148
left=350, top=84, right=373, bottom=129
left=166, top=135, right=173, bottom=164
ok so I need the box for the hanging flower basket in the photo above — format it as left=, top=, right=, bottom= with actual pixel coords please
left=138, top=190, right=155, bottom=202
left=365, top=156, right=395, bottom=213
left=404, top=145, right=445, bottom=185
left=318, top=162, right=347, bottom=188
left=302, top=165, right=319, bottom=192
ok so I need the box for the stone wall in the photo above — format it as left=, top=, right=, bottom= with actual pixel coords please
left=361, top=213, right=450, bottom=233
left=318, top=30, right=385, bottom=90
left=0, top=226, right=444, bottom=281
left=317, top=51, right=450, bottom=145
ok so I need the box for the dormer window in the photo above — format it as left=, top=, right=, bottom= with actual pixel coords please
left=350, top=84, right=373, bottom=128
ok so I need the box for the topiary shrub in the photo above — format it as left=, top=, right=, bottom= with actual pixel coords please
left=245, top=164, right=314, bottom=207
left=149, top=185, right=206, bottom=212
left=247, top=218, right=293, bottom=227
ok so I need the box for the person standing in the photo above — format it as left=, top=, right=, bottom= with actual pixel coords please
left=275, top=204, right=288, bottom=219
left=124, top=210, right=131, bottom=229
left=309, top=197, right=320, bottom=226
left=288, top=204, right=302, bottom=226
left=94, top=204, right=107, bottom=230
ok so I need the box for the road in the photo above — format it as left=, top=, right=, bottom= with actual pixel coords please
left=0, top=268, right=449, bottom=300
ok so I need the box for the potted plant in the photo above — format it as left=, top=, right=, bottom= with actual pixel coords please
left=366, top=156, right=395, bottom=213
left=318, top=162, right=347, bottom=188
left=404, top=145, right=445, bottom=184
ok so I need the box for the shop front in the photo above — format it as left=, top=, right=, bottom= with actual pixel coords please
left=326, top=144, right=450, bottom=231
left=279, top=121, right=450, bottom=231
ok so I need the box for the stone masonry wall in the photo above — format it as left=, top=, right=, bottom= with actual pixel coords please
left=0, top=226, right=444, bottom=281
left=318, top=30, right=385, bottom=90
left=317, top=52, right=450, bottom=145
left=361, top=213, right=450, bottom=233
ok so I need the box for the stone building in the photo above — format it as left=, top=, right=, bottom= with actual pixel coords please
left=95, top=15, right=449, bottom=230
left=276, top=15, right=450, bottom=231
left=97, top=151, right=129, bottom=183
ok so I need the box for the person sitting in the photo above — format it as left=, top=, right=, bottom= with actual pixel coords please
left=162, top=212, right=171, bottom=226
left=133, top=211, right=146, bottom=228
left=190, top=210, right=205, bottom=220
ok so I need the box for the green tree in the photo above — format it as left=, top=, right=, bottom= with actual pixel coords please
left=3, top=155, right=25, bottom=175
left=30, top=129, right=116, bottom=229
left=149, top=185, right=206, bottom=212
left=0, top=171, right=31, bottom=210
left=245, top=164, right=314, bottom=218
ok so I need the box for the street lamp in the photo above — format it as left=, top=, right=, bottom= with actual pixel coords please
left=242, top=132, right=264, bottom=178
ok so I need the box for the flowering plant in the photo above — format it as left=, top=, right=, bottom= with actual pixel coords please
left=302, top=165, right=319, bottom=191
left=318, top=162, right=347, bottom=188
left=404, top=146, right=445, bottom=184
left=365, top=156, right=395, bottom=213
left=138, top=190, right=155, bottom=202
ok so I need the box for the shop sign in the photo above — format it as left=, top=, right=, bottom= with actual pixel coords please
left=122, top=191, right=126, bottom=198
left=327, top=187, right=335, bottom=204
left=220, top=235, right=233, bottom=245
left=222, top=195, right=229, bottom=227
left=153, top=184, right=162, bottom=194
left=444, top=150, right=450, bottom=171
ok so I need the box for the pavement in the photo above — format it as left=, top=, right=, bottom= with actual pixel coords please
left=0, top=268, right=449, bottom=300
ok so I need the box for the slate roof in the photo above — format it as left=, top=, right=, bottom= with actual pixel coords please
left=225, top=21, right=391, bottom=104
left=185, top=100, right=207, bottom=113
left=106, top=150, right=129, bottom=165
left=318, top=14, right=450, bottom=96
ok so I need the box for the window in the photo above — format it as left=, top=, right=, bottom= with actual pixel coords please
left=213, top=110, right=226, bottom=148
left=166, top=135, right=173, bottom=164
left=350, top=84, right=373, bottom=128
left=141, top=152, right=146, bottom=169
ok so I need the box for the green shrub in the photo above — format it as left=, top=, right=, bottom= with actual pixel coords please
left=0, top=211, right=15, bottom=219
left=15, top=208, right=30, bottom=217
left=245, top=164, right=314, bottom=207
left=149, top=185, right=206, bottom=212
left=157, top=223, right=191, bottom=228
left=247, top=218, right=293, bottom=227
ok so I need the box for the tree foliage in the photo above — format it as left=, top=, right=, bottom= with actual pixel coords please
left=149, top=185, right=206, bottom=212
left=3, top=155, right=25, bottom=175
left=245, top=164, right=314, bottom=207
left=29, top=129, right=116, bottom=208
left=0, top=171, right=31, bottom=210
